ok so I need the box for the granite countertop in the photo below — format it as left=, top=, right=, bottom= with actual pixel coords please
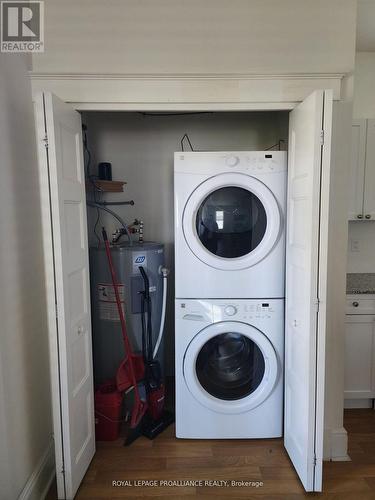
left=347, top=273, right=375, bottom=294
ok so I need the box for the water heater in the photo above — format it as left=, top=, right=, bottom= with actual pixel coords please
left=90, top=241, right=165, bottom=384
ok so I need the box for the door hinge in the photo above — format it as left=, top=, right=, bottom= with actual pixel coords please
left=313, top=455, right=317, bottom=466
left=55, top=304, right=58, bottom=320
left=314, top=298, right=320, bottom=313
left=320, top=130, right=324, bottom=145
left=42, top=133, right=49, bottom=149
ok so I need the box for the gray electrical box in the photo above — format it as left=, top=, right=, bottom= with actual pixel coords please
left=90, top=241, right=165, bottom=384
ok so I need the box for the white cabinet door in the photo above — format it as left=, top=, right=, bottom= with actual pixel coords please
left=348, top=120, right=366, bottom=221
left=363, top=119, right=375, bottom=220
left=34, top=92, right=95, bottom=499
left=285, top=90, right=332, bottom=492
left=344, top=315, right=375, bottom=399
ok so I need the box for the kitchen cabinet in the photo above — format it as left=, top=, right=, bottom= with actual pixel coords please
left=344, top=297, right=375, bottom=400
left=349, top=119, right=375, bottom=221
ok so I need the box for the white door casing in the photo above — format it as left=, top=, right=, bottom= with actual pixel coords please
left=284, top=90, right=332, bottom=492
left=182, top=172, right=281, bottom=270
left=34, top=92, right=95, bottom=499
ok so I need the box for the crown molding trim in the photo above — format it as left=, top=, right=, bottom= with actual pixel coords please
left=30, top=72, right=343, bottom=111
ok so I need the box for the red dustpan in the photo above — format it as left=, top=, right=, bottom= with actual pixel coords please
left=102, top=228, right=147, bottom=429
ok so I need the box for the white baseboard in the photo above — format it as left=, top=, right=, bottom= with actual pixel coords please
left=323, top=427, right=350, bottom=462
left=18, top=438, right=55, bottom=500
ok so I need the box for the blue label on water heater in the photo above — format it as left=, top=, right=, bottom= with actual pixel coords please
left=133, top=254, right=147, bottom=273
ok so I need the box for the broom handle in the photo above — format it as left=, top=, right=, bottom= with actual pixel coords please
left=102, top=228, right=139, bottom=400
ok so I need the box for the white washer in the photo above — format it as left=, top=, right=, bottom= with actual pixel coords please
left=174, top=151, right=287, bottom=299
left=175, top=298, right=284, bottom=439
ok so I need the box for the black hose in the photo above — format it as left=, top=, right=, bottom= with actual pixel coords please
left=140, top=292, right=147, bottom=364
left=146, top=296, right=153, bottom=364
left=139, top=266, right=153, bottom=363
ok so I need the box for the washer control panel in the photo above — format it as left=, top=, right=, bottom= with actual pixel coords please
left=224, top=304, right=237, bottom=316
left=225, top=155, right=240, bottom=167
left=176, top=299, right=284, bottom=324
left=213, top=301, right=277, bottom=322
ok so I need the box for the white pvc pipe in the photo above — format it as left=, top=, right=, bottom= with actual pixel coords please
left=153, top=268, right=169, bottom=359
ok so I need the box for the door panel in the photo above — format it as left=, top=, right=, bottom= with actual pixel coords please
left=35, top=92, right=95, bottom=499
left=285, top=90, right=332, bottom=492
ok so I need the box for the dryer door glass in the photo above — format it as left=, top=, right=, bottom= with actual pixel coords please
left=196, top=187, right=267, bottom=258
left=195, top=332, right=265, bottom=400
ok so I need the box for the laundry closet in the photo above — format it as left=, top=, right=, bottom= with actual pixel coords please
left=82, top=110, right=289, bottom=374
left=34, top=89, right=345, bottom=499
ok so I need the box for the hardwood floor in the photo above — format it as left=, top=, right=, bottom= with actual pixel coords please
left=47, top=409, right=375, bottom=499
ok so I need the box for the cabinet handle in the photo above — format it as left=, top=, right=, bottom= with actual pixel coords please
left=357, top=214, right=363, bottom=219
left=365, top=214, right=371, bottom=219
left=352, top=301, right=359, bottom=307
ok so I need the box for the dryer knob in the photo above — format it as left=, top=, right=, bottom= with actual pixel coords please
left=226, top=155, right=240, bottom=167
left=224, top=305, right=237, bottom=316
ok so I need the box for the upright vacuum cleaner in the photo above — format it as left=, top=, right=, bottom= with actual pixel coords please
left=101, top=225, right=172, bottom=444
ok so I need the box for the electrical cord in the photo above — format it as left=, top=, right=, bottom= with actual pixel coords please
left=265, top=139, right=286, bottom=151
left=139, top=112, right=213, bottom=117
left=181, top=133, right=194, bottom=152
left=93, top=191, right=102, bottom=245
left=82, top=124, right=101, bottom=245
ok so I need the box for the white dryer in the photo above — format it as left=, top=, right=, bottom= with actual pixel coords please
left=175, top=298, right=284, bottom=439
left=174, top=151, right=287, bottom=299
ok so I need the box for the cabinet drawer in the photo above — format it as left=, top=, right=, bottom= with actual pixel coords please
left=344, top=314, right=375, bottom=399
left=346, top=295, right=375, bottom=314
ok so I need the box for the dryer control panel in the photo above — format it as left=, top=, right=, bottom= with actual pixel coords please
left=174, top=151, right=287, bottom=175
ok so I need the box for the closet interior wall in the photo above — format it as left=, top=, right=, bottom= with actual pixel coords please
left=82, top=111, right=289, bottom=374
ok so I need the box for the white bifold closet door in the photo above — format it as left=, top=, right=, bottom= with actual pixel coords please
left=284, top=89, right=333, bottom=492
left=34, top=92, right=95, bottom=500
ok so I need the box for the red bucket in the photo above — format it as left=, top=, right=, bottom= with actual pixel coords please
left=95, top=381, right=123, bottom=441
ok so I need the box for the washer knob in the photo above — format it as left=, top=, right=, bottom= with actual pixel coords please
left=224, top=305, right=237, bottom=316
left=226, top=155, right=240, bottom=167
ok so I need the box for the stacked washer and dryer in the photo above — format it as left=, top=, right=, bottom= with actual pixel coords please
left=174, top=151, right=287, bottom=439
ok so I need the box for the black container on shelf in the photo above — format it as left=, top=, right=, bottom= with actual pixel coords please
left=98, top=162, right=112, bottom=181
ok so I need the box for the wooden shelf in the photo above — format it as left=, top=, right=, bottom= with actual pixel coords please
left=86, top=180, right=127, bottom=193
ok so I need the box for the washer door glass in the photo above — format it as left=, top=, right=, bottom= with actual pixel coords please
left=196, top=332, right=265, bottom=400
left=183, top=321, right=279, bottom=414
left=196, top=187, right=267, bottom=258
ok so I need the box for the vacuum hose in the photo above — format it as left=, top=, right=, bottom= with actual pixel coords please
left=153, top=267, right=169, bottom=359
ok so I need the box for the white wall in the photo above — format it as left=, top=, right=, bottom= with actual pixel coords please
left=347, top=222, right=375, bottom=272
left=0, top=55, right=53, bottom=499
left=324, top=101, right=353, bottom=460
left=353, top=52, right=375, bottom=118
left=33, top=0, right=357, bottom=76
left=83, top=111, right=289, bottom=373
